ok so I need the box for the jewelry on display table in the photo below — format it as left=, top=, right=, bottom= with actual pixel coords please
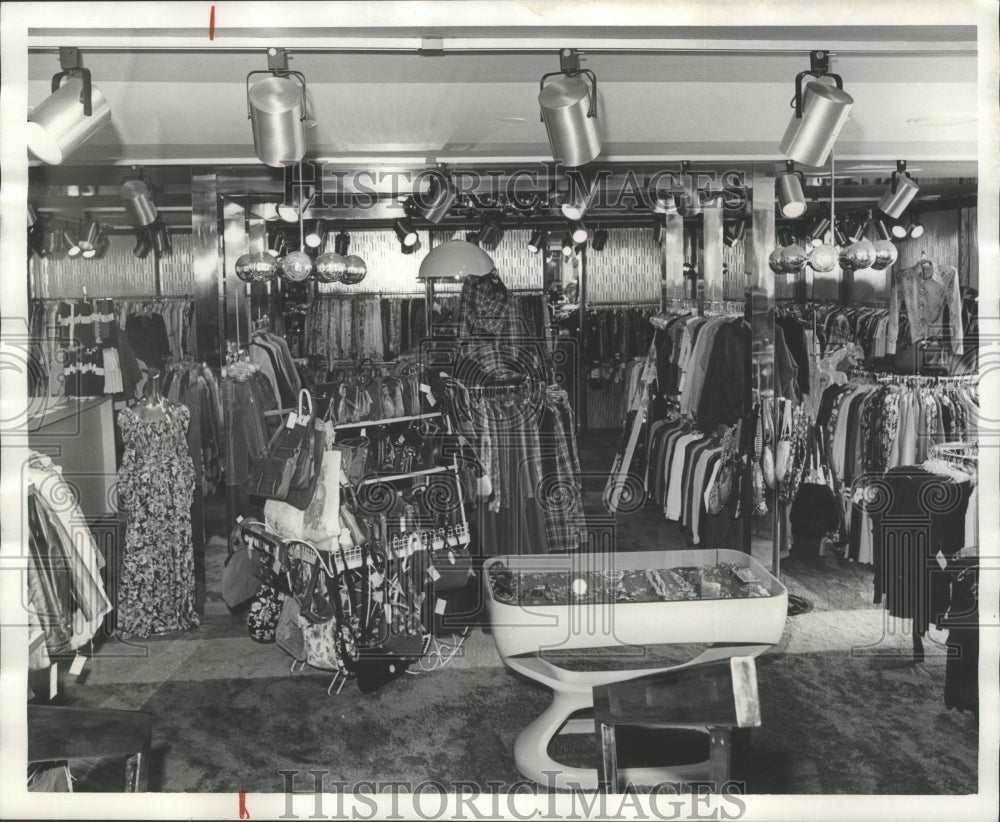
left=484, top=548, right=787, bottom=790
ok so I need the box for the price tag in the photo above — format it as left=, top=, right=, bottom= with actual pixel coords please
left=50, top=663, right=58, bottom=700
left=373, top=589, right=384, bottom=604
left=427, top=565, right=441, bottom=582
left=69, top=654, right=87, bottom=677
left=458, top=434, right=468, bottom=447
left=360, top=428, right=366, bottom=438
left=936, top=550, right=947, bottom=571
left=286, top=412, right=298, bottom=429
left=236, top=514, right=244, bottom=524
left=298, top=413, right=311, bottom=426
left=272, top=556, right=282, bottom=574
left=432, top=535, right=445, bottom=550
left=426, top=392, right=437, bottom=407
left=435, top=598, right=448, bottom=616
left=447, top=531, right=458, bottom=547
left=400, top=517, right=406, bottom=531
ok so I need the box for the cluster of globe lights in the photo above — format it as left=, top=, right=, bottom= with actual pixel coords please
left=769, top=222, right=898, bottom=277
left=234, top=242, right=368, bottom=285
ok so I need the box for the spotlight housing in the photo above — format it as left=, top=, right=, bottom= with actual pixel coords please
left=393, top=218, right=418, bottom=248
left=591, top=227, right=609, bottom=251
left=27, top=47, right=112, bottom=165
left=78, top=220, right=100, bottom=252
left=478, top=217, right=504, bottom=249
left=561, top=235, right=574, bottom=257
left=133, top=227, right=153, bottom=259
left=538, top=48, right=601, bottom=167
left=779, top=50, right=854, bottom=168
left=908, top=215, right=925, bottom=239
left=334, top=230, right=351, bottom=257
left=120, top=175, right=158, bottom=226
left=304, top=220, right=324, bottom=248
left=247, top=48, right=309, bottom=167
left=724, top=218, right=746, bottom=248
left=877, top=161, right=920, bottom=219
left=528, top=228, right=548, bottom=254
left=569, top=220, right=588, bottom=245
left=418, top=173, right=457, bottom=224
left=776, top=161, right=807, bottom=219
left=62, top=225, right=81, bottom=258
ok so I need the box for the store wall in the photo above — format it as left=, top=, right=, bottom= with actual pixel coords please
left=30, top=233, right=194, bottom=298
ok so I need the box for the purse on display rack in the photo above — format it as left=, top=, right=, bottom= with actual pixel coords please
left=246, top=389, right=317, bottom=502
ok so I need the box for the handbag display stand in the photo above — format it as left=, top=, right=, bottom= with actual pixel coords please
left=240, top=409, right=474, bottom=694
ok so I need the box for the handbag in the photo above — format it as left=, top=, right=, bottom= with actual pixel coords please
left=222, top=523, right=262, bottom=608
left=283, top=415, right=325, bottom=511
left=761, top=407, right=776, bottom=490
left=427, top=528, right=474, bottom=592
left=335, top=437, right=370, bottom=486
left=790, top=429, right=841, bottom=538
left=246, top=583, right=286, bottom=643
left=246, top=389, right=315, bottom=501
left=275, top=595, right=306, bottom=662
left=774, top=410, right=792, bottom=483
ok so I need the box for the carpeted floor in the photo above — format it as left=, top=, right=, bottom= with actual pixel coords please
left=42, top=431, right=980, bottom=794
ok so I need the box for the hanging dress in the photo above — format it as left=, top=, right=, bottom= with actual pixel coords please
left=117, top=403, right=199, bottom=637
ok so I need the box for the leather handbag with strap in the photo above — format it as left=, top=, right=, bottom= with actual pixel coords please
left=246, top=389, right=315, bottom=501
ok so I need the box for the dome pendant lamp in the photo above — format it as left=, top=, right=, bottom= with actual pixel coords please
left=538, top=48, right=601, bottom=167
left=247, top=48, right=311, bottom=168
left=27, top=47, right=112, bottom=165
left=779, top=50, right=854, bottom=168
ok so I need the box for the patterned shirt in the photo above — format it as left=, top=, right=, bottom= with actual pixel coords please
left=888, top=263, right=963, bottom=355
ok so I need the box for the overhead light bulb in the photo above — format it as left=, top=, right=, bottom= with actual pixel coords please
left=393, top=218, right=418, bottom=248
left=569, top=220, right=588, bottom=245
left=27, top=48, right=112, bottom=165
left=558, top=172, right=599, bottom=220
left=561, top=235, right=574, bottom=257
left=528, top=228, right=548, bottom=254
left=78, top=220, right=100, bottom=251
left=889, top=218, right=909, bottom=240
left=908, top=216, right=925, bottom=239
left=877, top=161, right=920, bottom=219
left=776, top=162, right=807, bottom=219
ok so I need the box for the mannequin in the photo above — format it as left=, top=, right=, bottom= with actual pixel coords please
left=135, top=368, right=174, bottom=422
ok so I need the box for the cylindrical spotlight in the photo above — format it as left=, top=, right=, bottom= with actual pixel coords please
left=908, top=216, right=924, bottom=239
left=776, top=163, right=807, bottom=218
left=538, top=70, right=601, bottom=167
left=393, top=218, right=418, bottom=248
left=779, top=79, right=854, bottom=168
left=78, top=220, right=100, bottom=251
left=40, top=221, right=62, bottom=256
left=63, top=225, right=81, bottom=257
left=528, top=228, right=548, bottom=254
left=420, top=174, right=457, bottom=224
left=334, top=230, right=350, bottom=257
left=559, top=175, right=598, bottom=220
left=877, top=162, right=920, bottom=219
left=161, top=223, right=172, bottom=257
left=133, top=228, right=152, bottom=259
left=561, top=235, right=574, bottom=257
left=591, top=227, right=609, bottom=251
left=724, top=218, right=746, bottom=248
left=653, top=216, right=664, bottom=243
left=807, top=217, right=831, bottom=247
left=569, top=220, right=588, bottom=245
left=27, top=75, right=112, bottom=165
left=248, top=74, right=306, bottom=167
left=889, top=218, right=909, bottom=240
left=478, top=218, right=503, bottom=248
left=120, top=178, right=157, bottom=226
left=304, top=220, right=324, bottom=248
left=465, top=232, right=480, bottom=246
left=91, top=231, right=110, bottom=260
left=27, top=203, right=39, bottom=228
left=150, top=221, right=167, bottom=257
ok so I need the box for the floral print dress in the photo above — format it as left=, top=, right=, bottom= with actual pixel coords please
left=117, top=403, right=200, bottom=637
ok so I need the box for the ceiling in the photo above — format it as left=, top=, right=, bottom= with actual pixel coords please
left=25, top=25, right=980, bottom=169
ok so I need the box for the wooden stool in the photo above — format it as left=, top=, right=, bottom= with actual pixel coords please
left=28, top=704, right=153, bottom=792
left=593, top=656, right=760, bottom=793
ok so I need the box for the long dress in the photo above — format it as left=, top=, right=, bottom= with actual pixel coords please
left=117, top=403, right=200, bottom=637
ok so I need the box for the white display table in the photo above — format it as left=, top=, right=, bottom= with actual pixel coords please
left=484, top=548, right=788, bottom=790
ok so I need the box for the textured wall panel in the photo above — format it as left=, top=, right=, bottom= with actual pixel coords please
left=586, top=227, right=661, bottom=304
left=31, top=235, right=156, bottom=298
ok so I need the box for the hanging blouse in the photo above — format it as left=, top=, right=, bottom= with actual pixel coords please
left=888, top=263, right=963, bottom=355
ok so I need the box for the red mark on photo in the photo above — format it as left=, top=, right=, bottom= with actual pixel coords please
left=209, top=6, right=216, bottom=41
left=239, top=790, right=249, bottom=818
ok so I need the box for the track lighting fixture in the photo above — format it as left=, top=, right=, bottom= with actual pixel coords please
left=304, top=220, right=324, bottom=248
left=776, top=161, right=807, bottom=219
left=27, top=203, right=39, bottom=228
left=63, top=224, right=81, bottom=258
left=724, top=218, right=746, bottom=248
left=39, top=220, right=62, bottom=257
left=401, top=239, right=422, bottom=255
left=133, top=227, right=153, bottom=259
left=417, top=172, right=458, bottom=224
left=561, top=235, right=574, bottom=257
left=569, top=220, right=588, bottom=245
left=247, top=47, right=310, bottom=167
left=82, top=228, right=106, bottom=259
left=465, top=232, right=480, bottom=247
left=873, top=219, right=893, bottom=242
left=653, top=216, right=664, bottom=243
left=528, top=228, right=548, bottom=254
left=478, top=217, right=504, bottom=249
left=266, top=229, right=286, bottom=258
left=334, top=230, right=351, bottom=257
left=877, top=161, right=920, bottom=219
left=908, top=215, right=924, bottom=239
left=808, top=217, right=832, bottom=247
left=159, top=221, right=172, bottom=258
left=27, top=47, right=112, bottom=165
left=251, top=202, right=279, bottom=221
left=779, top=50, right=854, bottom=168
left=150, top=220, right=167, bottom=258
left=538, top=48, right=601, bottom=167
left=887, top=218, right=909, bottom=240
left=393, top=218, right=418, bottom=248
left=277, top=173, right=313, bottom=223
left=120, top=171, right=157, bottom=226
left=590, top=227, right=609, bottom=251
left=558, top=171, right=599, bottom=220
left=78, top=220, right=100, bottom=252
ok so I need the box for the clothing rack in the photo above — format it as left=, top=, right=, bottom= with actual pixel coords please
left=852, top=367, right=978, bottom=386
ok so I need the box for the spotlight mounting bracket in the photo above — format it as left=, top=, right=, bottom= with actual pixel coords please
left=52, top=46, right=93, bottom=116
left=890, top=160, right=911, bottom=194
left=791, top=49, right=844, bottom=118
left=539, top=48, right=597, bottom=121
